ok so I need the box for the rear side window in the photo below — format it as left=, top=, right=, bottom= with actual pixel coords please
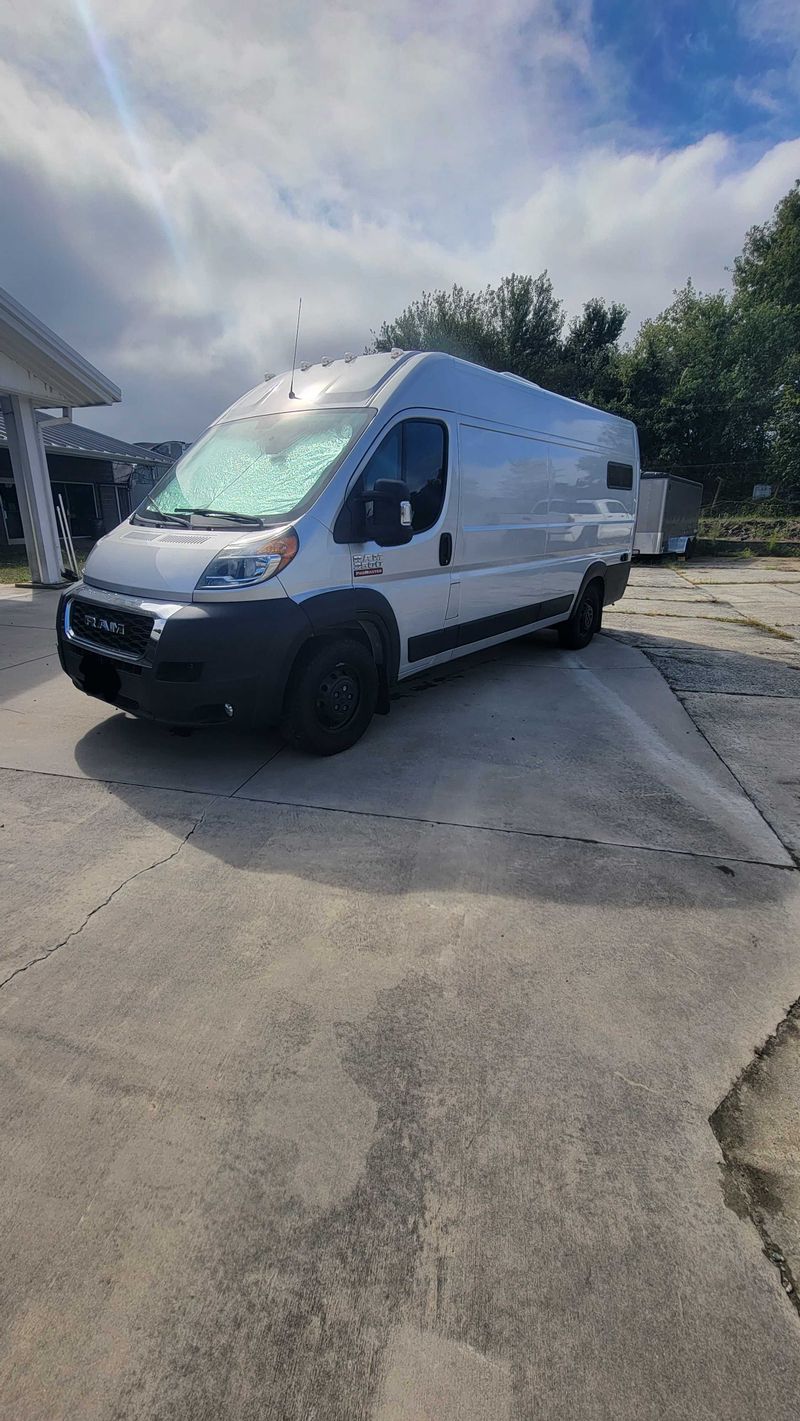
left=608, top=461, right=633, bottom=490
left=360, top=420, right=447, bottom=533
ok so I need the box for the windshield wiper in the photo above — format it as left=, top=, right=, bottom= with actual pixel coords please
left=175, top=507, right=266, bottom=526
left=133, top=504, right=190, bottom=527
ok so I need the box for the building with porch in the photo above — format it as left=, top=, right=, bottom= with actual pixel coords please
left=0, top=414, right=171, bottom=551
left=0, top=284, right=173, bottom=584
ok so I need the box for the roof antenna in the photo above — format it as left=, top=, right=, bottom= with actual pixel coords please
left=288, top=297, right=302, bottom=400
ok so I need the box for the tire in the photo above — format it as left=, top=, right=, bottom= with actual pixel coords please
left=557, top=583, right=602, bottom=650
left=280, top=636, right=378, bottom=755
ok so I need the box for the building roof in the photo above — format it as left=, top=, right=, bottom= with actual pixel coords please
left=0, top=411, right=172, bottom=466
left=0, top=285, right=122, bottom=408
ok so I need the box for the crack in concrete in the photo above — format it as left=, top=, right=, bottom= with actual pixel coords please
left=613, top=1071, right=699, bottom=1110
left=676, top=689, right=800, bottom=700
left=0, top=802, right=214, bottom=993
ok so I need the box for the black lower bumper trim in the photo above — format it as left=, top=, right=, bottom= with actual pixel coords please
left=603, top=560, right=631, bottom=605
left=58, top=594, right=312, bottom=728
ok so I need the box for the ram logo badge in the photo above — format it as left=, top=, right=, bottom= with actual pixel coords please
left=85, top=614, right=125, bottom=635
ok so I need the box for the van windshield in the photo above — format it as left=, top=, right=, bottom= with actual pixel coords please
left=139, top=408, right=374, bottom=523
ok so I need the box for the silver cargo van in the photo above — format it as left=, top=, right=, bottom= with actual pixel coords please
left=57, top=351, right=640, bottom=754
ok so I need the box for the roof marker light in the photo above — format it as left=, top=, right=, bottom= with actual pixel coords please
left=320, top=356, right=332, bottom=366
left=390, top=348, right=404, bottom=359
left=299, top=361, right=311, bottom=371
left=344, top=352, right=356, bottom=363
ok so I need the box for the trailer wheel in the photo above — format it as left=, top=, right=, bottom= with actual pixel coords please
left=557, top=583, right=601, bottom=650
left=280, top=636, right=378, bottom=755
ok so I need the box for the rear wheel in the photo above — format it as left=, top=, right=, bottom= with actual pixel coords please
left=280, top=636, right=378, bottom=755
left=557, top=583, right=602, bottom=650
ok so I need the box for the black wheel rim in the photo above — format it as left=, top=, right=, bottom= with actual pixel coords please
left=579, top=597, right=595, bottom=634
left=315, top=661, right=361, bottom=730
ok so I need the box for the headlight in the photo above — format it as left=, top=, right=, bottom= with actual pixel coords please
left=197, top=527, right=299, bottom=589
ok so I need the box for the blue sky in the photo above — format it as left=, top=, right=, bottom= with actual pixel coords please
left=0, top=0, right=798, bottom=439
left=592, top=0, right=798, bottom=144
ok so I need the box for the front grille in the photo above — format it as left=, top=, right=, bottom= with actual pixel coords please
left=70, top=600, right=154, bottom=658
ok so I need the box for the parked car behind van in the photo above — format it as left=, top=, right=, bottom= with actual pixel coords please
left=57, top=351, right=640, bottom=754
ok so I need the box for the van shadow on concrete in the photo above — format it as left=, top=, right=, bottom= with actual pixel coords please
left=62, top=629, right=796, bottom=911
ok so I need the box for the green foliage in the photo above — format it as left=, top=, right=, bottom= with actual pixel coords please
left=771, top=352, right=800, bottom=489
left=734, top=182, right=800, bottom=309
left=612, top=284, right=751, bottom=487
left=556, top=297, right=628, bottom=403
left=374, top=273, right=626, bottom=401
left=373, top=179, right=800, bottom=499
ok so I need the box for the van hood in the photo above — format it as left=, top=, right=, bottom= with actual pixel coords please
left=83, top=522, right=242, bottom=599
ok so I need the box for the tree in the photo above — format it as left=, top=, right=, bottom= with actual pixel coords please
left=373, top=284, right=495, bottom=367
left=770, top=354, right=800, bottom=491
left=484, top=273, right=564, bottom=383
left=374, top=275, right=625, bottom=400
left=733, top=182, right=800, bottom=310
left=372, top=181, right=800, bottom=499
left=373, top=272, right=566, bottom=384
left=556, top=297, right=628, bottom=404
left=732, top=183, right=800, bottom=492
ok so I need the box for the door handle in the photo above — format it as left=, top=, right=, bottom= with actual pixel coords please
left=439, top=532, right=453, bottom=566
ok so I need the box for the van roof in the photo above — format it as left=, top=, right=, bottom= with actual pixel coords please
left=219, top=351, right=418, bottom=421
left=216, top=350, right=637, bottom=447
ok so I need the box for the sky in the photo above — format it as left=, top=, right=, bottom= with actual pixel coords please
left=1, top=0, right=799, bottom=442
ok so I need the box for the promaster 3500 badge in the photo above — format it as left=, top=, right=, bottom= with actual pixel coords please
left=352, top=553, right=383, bottom=578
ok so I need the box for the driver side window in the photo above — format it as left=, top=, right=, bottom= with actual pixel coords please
left=359, top=419, right=447, bottom=534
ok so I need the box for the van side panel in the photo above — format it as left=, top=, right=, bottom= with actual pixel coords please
left=456, top=423, right=551, bottom=625
left=451, top=360, right=620, bottom=448
left=544, top=444, right=636, bottom=597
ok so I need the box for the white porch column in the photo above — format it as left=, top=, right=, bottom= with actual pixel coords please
left=0, top=393, right=63, bottom=585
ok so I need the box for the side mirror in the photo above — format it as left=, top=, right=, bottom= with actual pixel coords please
left=363, top=479, right=413, bottom=547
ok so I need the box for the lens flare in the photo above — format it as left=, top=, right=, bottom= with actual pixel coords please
left=73, top=0, right=183, bottom=265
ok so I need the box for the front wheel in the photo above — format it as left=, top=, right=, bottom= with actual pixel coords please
left=280, top=636, right=378, bottom=755
left=557, top=584, right=602, bottom=650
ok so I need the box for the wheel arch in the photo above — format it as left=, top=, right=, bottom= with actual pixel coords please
left=288, top=588, right=401, bottom=713
left=571, top=561, right=608, bottom=610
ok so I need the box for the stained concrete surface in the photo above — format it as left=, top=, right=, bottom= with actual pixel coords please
left=608, top=558, right=800, bottom=851
left=2, top=567, right=800, bottom=1420
left=678, top=693, right=800, bottom=859
left=712, top=1005, right=800, bottom=1310
left=236, top=644, right=787, bottom=861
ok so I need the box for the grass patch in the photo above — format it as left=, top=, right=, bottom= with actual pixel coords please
left=698, top=510, right=800, bottom=558
left=609, top=606, right=796, bottom=640
left=0, top=549, right=31, bottom=584
left=0, top=546, right=87, bottom=585
left=738, top=615, right=796, bottom=642
left=609, top=608, right=739, bottom=624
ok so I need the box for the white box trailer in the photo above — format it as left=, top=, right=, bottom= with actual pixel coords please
left=633, top=472, right=703, bottom=557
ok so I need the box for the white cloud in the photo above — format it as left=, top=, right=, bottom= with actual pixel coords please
left=0, top=0, right=798, bottom=439
left=489, top=135, right=800, bottom=330
left=739, top=0, right=800, bottom=44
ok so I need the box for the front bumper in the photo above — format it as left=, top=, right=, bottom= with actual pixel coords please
left=57, top=584, right=311, bottom=728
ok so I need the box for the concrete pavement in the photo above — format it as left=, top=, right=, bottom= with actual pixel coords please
left=2, top=568, right=800, bottom=1419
